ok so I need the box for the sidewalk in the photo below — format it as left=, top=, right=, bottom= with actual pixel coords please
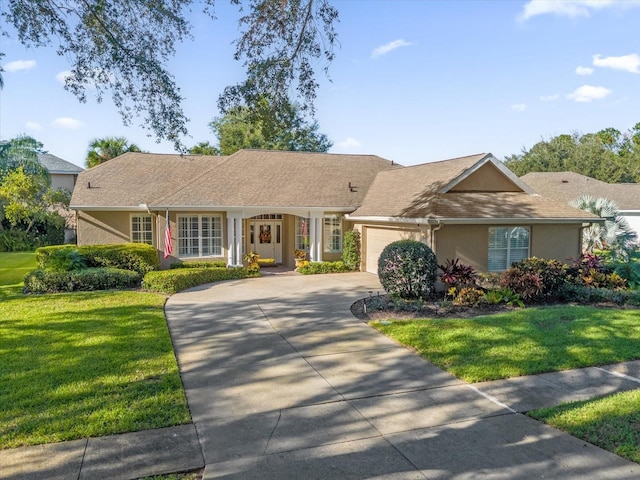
left=3, top=273, right=640, bottom=479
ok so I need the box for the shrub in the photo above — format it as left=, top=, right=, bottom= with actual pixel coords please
left=612, top=260, right=640, bottom=288
left=37, top=243, right=160, bottom=275
left=298, top=261, right=349, bottom=275
left=24, top=268, right=141, bottom=293
left=170, top=260, right=227, bottom=269
left=499, top=257, right=568, bottom=302
left=559, top=284, right=640, bottom=306
left=483, top=288, right=524, bottom=307
left=453, top=287, right=485, bottom=306
left=342, top=230, right=361, bottom=271
left=44, top=248, right=87, bottom=271
left=438, top=258, right=477, bottom=288
left=377, top=240, right=438, bottom=299
left=142, top=267, right=255, bottom=294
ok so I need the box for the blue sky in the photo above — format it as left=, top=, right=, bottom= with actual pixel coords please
left=2, top=0, right=640, bottom=168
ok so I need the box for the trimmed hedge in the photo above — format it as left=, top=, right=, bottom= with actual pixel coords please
left=559, top=284, right=640, bottom=306
left=170, top=260, right=227, bottom=269
left=143, top=267, right=255, bottom=294
left=36, top=243, right=160, bottom=275
left=298, top=261, right=350, bottom=275
left=378, top=240, right=438, bottom=299
left=24, top=268, right=141, bottom=294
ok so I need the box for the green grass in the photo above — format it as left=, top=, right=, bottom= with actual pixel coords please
left=0, top=252, right=190, bottom=449
left=529, top=390, right=640, bottom=463
left=371, top=305, right=640, bottom=382
left=0, top=252, right=37, bottom=286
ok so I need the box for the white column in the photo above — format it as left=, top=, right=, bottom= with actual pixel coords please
left=227, top=214, right=244, bottom=267
left=309, top=212, right=323, bottom=262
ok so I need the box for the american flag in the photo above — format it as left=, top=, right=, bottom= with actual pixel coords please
left=164, top=211, right=172, bottom=258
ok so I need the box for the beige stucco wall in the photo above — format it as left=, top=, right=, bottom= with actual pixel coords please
left=530, top=224, right=582, bottom=263
left=77, top=211, right=134, bottom=245
left=450, top=163, right=522, bottom=192
left=50, top=173, right=77, bottom=192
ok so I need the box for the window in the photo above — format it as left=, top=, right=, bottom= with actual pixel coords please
left=131, top=215, right=153, bottom=245
left=488, top=227, right=530, bottom=272
left=296, top=217, right=310, bottom=250
left=324, top=215, right=343, bottom=253
left=178, top=215, right=223, bottom=257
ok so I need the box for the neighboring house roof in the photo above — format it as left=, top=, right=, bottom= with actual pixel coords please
left=71, top=150, right=399, bottom=210
left=521, top=171, right=640, bottom=212
left=350, top=154, right=597, bottom=222
left=38, top=153, right=85, bottom=175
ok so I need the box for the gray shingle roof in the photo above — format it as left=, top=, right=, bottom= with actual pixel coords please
left=521, top=172, right=640, bottom=211
left=38, top=154, right=84, bottom=174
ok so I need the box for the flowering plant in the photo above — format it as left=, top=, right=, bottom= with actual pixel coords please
left=293, top=249, right=307, bottom=260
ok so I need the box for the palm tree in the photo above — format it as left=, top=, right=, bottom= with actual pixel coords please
left=570, top=195, right=638, bottom=260
left=86, top=137, right=141, bottom=168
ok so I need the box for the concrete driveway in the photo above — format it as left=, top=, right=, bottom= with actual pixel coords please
left=165, top=272, right=639, bottom=479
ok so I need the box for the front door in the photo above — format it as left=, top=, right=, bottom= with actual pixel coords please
left=250, top=221, right=283, bottom=263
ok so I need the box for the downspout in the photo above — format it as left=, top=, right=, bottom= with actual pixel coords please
left=430, top=219, right=443, bottom=252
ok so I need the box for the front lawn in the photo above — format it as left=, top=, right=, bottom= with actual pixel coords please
left=0, top=254, right=190, bottom=449
left=0, top=252, right=37, bottom=287
left=371, top=305, right=640, bottom=382
left=529, top=390, right=640, bottom=464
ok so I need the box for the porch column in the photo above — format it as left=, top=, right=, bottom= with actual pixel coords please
left=309, top=212, right=323, bottom=262
left=227, top=214, right=243, bottom=267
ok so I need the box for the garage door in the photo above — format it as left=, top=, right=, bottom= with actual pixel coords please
left=365, top=227, right=418, bottom=274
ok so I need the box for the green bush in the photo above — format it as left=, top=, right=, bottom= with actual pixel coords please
left=24, top=268, right=141, bottom=293
left=452, top=287, right=485, bottom=306
left=505, top=257, right=569, bottom=301
left=378, top=240, right=438, bottom=299
left=37, top=243, right=159, bottom=275
left=44, top=248, right=87, bottom=271
left=142, top=267, right=255, bottom=294
left=297, top=261, right=350, bottom=275
left=0, top=212, right=65, bottom=252
left=0, top=229, right=36, bottom=252
left=170, top=260, right=227, bottom=269
left=559, top=284, right=640, bottom=306
left=342, top=230, right=361, bottom=271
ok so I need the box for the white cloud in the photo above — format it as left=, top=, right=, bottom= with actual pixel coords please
left=511, top=103, right=527, bottom=112
left=4, top=60, right=36, bottom=72
left=55, top=70, right=72, bottom=84
left=51, top=117, right=84, bottom=129
left=593, top=53, right=640, bottom=73
left=25, top=121, right=42, bottom=131
left=371, top=39, right=412, bottom=59
left=540, top=94, right=560, bottom=102
left=519, top=0, right=640, bottom=21
left=338, top=137, right=361, bottom=148
left=567, top=85, right=612, bottom=102
left=576, top=65, right=594, bottom=75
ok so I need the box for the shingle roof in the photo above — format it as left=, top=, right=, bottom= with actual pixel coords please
left=521, top=172, right=640, bottom=211
left=38, top=153, right=84, bottom=174
left=70, top=153, right=226, bottom=208
left=351, top=154, right=598, bottom=221
left=70, top=150, right=398, bottom=209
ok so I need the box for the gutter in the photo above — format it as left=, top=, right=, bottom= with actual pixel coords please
left=344, top=215, right=604, bottom=225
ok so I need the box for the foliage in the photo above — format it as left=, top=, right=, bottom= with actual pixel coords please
left=170, top=260, right=227, bottom=269
left=0, top=213, right=65, bottom=251
left=210, top=97, right=332, bottom=155
left=504, top=124, right=640, bottom=183
left=378, top=240, right=438, bottom=300
left=529, top=390, right=640, bottom=464
left=243, top=251, right=260, bottom=272
left=372, top=305, right=640, bottom=382
left=559, top=284, right=640, bottom=305
left=609, top=252, right=640, bottom=288
left=36, top=243, right=160, bottom=275
left=142, top=267, right=255, bottom=294
left=188, top=141, right=219, bottom=156
left=499, top=257, right=568, bottom=302
left=257, top=257, right=275, bottom=266
left=0, top=288, right=189, bottom=448
left=3, top=1, right=339, bottom=150
left=482, top=288, right=524, bottom=307
left=44, top=248, right=87, bottom=271
left=86, top=136, right=141, bottom=168
left=438, top=258, right=477, bottom=288
left=342, top=229, right=361, bottom=271
left=452, top=287, right=485, bottom=306
left=570, top=195, right=637, bottom=260
left=0, top=134, right=48, bottom=180
left=24, top=267, right=141, bottom=293
left=297, top=260, right=349, bottom=275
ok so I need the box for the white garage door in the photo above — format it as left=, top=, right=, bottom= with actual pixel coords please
left=365, top=227, right=418, bottom=274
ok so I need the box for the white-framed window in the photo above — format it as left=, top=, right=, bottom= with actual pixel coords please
left=488, top=226, right=530, bottom=272
left=131, top=215, right=153, bottom=245
left=178, top=215, right=223, bottom=257
left=296, top=217, right=310, bottom=250
left=324, top=215, right=343, bottom=253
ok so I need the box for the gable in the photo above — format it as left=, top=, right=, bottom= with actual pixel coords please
left=449, top=162, right=524, bottom=192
